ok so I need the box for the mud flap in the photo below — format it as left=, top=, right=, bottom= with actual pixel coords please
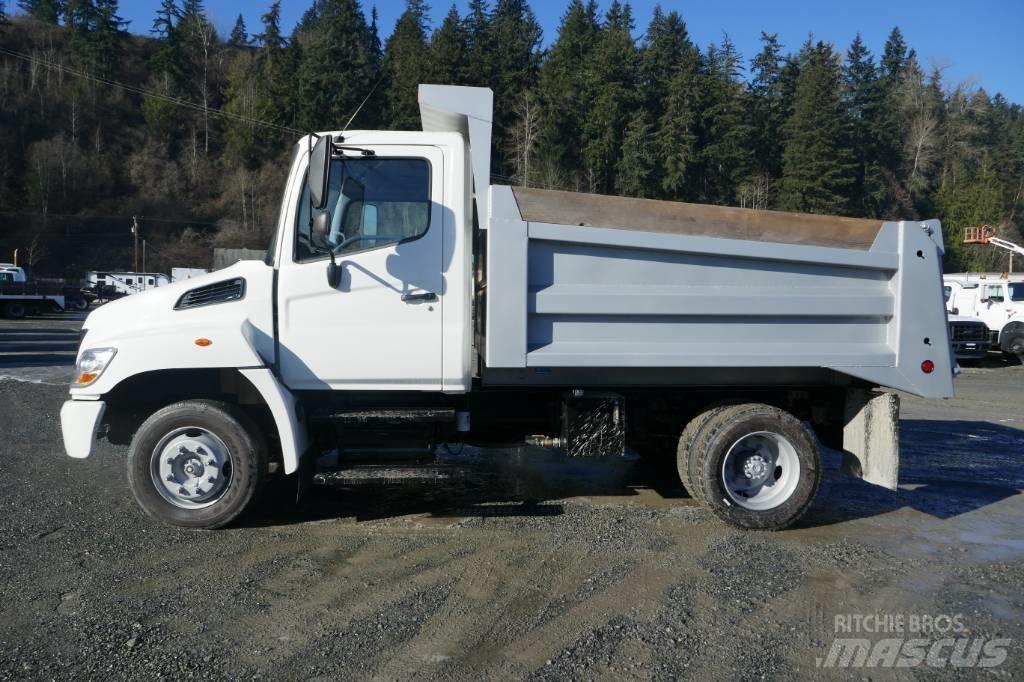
left=842, top=389, right=900, bottom=489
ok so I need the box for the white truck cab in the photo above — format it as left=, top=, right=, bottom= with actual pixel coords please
left=943, top=273, right=1024, bottom=357
left=0, top=263, right=27, bottom=283
left=60, top=85, right=954, bottom=532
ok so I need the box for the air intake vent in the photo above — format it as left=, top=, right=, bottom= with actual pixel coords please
left=175, top=278, right=246, bottom=310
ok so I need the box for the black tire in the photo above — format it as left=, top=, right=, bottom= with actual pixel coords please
left=73, top=298, right=89, bottom=311
left=127, top=400, right=268, bottom=529
left=677, top=403, right=821, bottom=530
left=2, top=301, right=26, bottom=319
left=676, top=402, right=741, bottom=501
left=1004, top=333, right=1024, bottom=358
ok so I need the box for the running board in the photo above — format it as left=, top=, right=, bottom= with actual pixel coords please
left=311, top=408, right=455, bottom=425
left=314, top=464, right=465, bottom=486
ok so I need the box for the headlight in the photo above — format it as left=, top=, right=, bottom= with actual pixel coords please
left=73, top=347, right=117, bottom=387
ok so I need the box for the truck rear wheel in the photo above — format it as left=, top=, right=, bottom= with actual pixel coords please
left=677, top=403, right=821, bottom=530
left=127, top=400, right=267, bottom=529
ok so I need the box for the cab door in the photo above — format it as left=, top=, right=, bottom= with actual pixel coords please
left=276, top=145, right=446, bottom=391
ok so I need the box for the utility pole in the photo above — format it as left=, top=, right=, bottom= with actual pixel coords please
left=132, top=216, right=139, bottom=273
left=12, top=249, right=17, bottom=267
left=142, top=239, right=147, bottom=275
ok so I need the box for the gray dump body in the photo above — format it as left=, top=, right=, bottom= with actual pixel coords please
left=482, top=184, right=954, bottom=399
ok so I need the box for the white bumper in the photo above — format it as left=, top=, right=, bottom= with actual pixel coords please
left=61, top=400, right=106, bottom=459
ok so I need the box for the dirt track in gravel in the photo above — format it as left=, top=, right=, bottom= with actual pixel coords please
left=1, top=315, right=1022, bottom=680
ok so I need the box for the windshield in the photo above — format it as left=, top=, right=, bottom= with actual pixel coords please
left=1009, top=282, right=1024, bottom=302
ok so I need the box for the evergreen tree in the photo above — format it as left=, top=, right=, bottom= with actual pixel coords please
left=656, top=55, right=699, bottom=199
left=0, top=1, right=8, bottom=25
left=297, top=0, right=378, bottom=131
left=537, top=0, right=599, bottom=189
left=748, top=32, right=785, bottom=179
left=616, top=111, right=656, bottom=197
left=580, top=0, right=636, bottom=193
left=880, top=26, right=910, bottom=79
left=18, top=0, right=62, bottom=23
left=151, top=0, right=178, bottom=38
left=228, top=13, right=247, bottom=46
left=843, top=34, right=885, bottom=216
left=65, top=0, right=128, bottom=77
left=780, top=41, right=856, bottom=214
left=638, top=7, right=697, bottom=132
left=698, top=34, right=753, bottom=203
left=485, top=0, right=542, bottom=175
left=254, top=1, right=284, bottom=49
left=462, top=0, right=491, bottom=86
left=149, top=0, right=184, bottom=87
left=382, top=0, right=430, bottom=130
left=873, top=26, right=911, bottom=179
left=429, top=5, right=469, bottom=84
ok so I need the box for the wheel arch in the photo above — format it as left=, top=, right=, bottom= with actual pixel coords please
left=102, top=367, right=307, bottom=474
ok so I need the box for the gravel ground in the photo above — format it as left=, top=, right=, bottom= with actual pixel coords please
left=1, top=315, right=1023, bottom=680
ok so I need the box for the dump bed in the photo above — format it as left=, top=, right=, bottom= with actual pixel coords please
left=482, top=185, right=954, bottom=399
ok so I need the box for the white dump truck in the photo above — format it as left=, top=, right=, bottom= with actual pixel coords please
left=61, top=86, right=954, bottom=531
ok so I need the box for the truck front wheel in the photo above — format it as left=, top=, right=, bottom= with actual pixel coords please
left=2, top=301, right=26, bottom=319
left=127, top=400, right=267, bottom=529
left=677, top=403, right=821, bottom=530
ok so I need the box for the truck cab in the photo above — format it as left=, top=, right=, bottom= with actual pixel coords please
left=0, top=264, right=27, bottom=283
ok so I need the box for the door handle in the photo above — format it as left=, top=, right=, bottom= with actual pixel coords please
left=401, top=291, right=437, bottom=303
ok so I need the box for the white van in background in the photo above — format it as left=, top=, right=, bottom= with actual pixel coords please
left=944, top=273, right=1024, bottom=357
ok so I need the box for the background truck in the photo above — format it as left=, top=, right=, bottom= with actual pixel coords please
left=946, top=314, right=991, bottom=360
left=0, top=263, right=66, bottom=318
left=943, top=273, right=1024, bottom=358
left=60, top=85, right=954, bottom=532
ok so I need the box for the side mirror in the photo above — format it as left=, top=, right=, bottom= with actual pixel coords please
left=311, top=210, right=331, bottom=241
left=327, top=260, right=341, bottom=288
left=308, top=135, right=332, bottom=210
left=951, top=307, right=959, bottom=315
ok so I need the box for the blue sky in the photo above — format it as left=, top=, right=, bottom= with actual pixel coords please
left=113, top=0, right=1024, bottom=104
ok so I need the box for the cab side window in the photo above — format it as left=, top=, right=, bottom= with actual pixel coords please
left=296, top=157, right=430, bottom=261
left=986, top=284, right=1004, bottom=302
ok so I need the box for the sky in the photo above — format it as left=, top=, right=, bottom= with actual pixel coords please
left=111, top=0, right=1024, bottom=104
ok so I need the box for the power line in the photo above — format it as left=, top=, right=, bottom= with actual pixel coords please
left=0, top=209, right=222, bottom=226
left=0, top=46, right=305, bottom=136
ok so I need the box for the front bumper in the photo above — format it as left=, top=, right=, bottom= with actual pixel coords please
left=61, top=400, right=106, bottom=459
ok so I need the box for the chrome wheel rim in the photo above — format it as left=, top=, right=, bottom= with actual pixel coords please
left=721, top=431, right=800, bottom=511
left=150, top=427, right=232, bottom=509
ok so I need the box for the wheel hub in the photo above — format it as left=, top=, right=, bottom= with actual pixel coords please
left=721, top=431, right=801, bottom=512
left=152, top=428, right=231, bottom=509
left=742, top=453, right=770, bottom=481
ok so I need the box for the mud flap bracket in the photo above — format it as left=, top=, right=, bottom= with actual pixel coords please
left=842, top=389, right=900, bottom=490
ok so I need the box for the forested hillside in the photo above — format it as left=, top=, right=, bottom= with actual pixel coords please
left=1, top=0, right=1022, bottom=276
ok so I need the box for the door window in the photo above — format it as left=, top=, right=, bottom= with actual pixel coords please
left=985, top=284, right=1004, bottom=302
left=296, top=157, right=431, bottom=261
